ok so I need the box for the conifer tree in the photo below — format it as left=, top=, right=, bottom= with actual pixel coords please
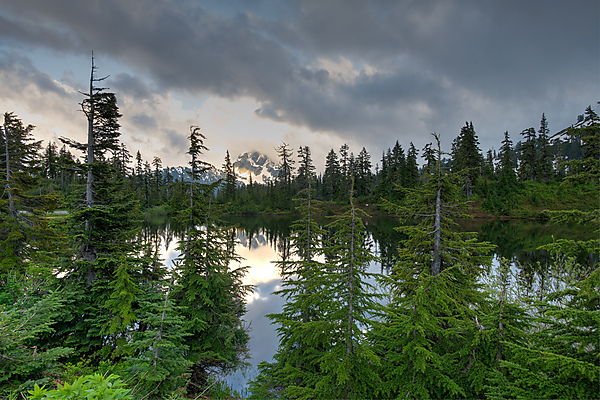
left=53, top=59, right=150, bottom=364
left=275, top=142, right=295, bottom=209
left=537, top=113, right=553, bottom=183
left=404, top=142, right=419, bottom=188
left=151, top=156, right=163, bottom=206
left=339, top=143, right=351, bottom=201
left=222, top=149, right=237, bottom=202
left=250, top=179, right=326, bottom=398
left=296, top=146, right=315, bottom=191
left=355, top=147, right=372, bottom=197
left=312, top=180, right=381, bottom=399
left=486, top=263, right=599, bottom=399
left=562, top=105, right=599, bottom=184
left=518, top=127, right=538, bottom=182
left=0, top=112, right=59, bottom=274
left=497, top=131, right=516, bottom=183
left=373, top=133, right=494, bottom=398
left=451, top=122, right=483, bottom=197
left=323, top=148, right=340, bottom=202
left=0, top=287, right=72, bottom=394
left=174, top=126, right=250, bottom=394
left=128, top=277, right=193, bottom=398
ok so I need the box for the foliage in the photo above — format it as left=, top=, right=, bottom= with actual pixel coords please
left=172, top=128, right=251, bottom=396
left=0, top=285, right=72, bottom=395
left=486, top=263, right=599, bottom=399
left=0, top=112, right=60, bottom=275
left=27, top=373, right=132, bottom=400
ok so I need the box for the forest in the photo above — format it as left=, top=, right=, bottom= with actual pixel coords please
left=0, top=61, right=598, bottom=400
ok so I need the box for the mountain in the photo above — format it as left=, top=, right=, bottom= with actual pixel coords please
left=165, top=165, right=224, bottom=185
left=164, top=151, right=279, bottom=186
left=233, top=151, right=279, bottom=185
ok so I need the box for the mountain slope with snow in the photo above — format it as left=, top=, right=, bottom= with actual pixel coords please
left=164, top=151, right=278, bottom=186
left=233, top=151, right=279, bottom=185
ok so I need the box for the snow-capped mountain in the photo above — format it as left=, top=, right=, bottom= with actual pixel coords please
left=165, top=165, right=225, bottom=184
left=233, top=151, right=279, bottom=185
left=164, top=151, right=278, bottom=186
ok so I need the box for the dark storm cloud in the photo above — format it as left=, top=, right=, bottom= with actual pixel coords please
left=131, top=113, right=158, bottom=130
left=0, top=50, right=74, bottom=97
left=111, top=73, right=153, bottom=100
left=1, top=0, right=597, bottom=152
left=164, top=128, right=188, bottom=153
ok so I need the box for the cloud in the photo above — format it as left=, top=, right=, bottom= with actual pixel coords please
left=0, top=0, right=597, bottom=167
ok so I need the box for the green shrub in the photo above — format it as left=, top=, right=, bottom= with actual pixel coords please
left=27, top=373, right=132, bottom=400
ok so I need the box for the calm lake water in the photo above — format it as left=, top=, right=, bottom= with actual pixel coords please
left=142, top=214, right=596, bottom=392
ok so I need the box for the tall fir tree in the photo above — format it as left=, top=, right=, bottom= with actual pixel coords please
left=222, top=149, right=237, bottom=202
left=174, top=126, right=250, bottom=395
left=313, top=180, right=381, bottom=399
left=518, top=127, right=538, bottom=182
left=250, top=179, right=326, bottom=398
left=323, top=148, right=340, bottom=202
left=373, top=133, right=494, bottom=398
left=537, top=113, right=553, bottom=183
left=53, top=59, right=150, bottom=365
left=0, top=113, right=59, bottom=274
left=451, top=122, right=483, bottom=197
left=296, top=146, right=316, bottom=191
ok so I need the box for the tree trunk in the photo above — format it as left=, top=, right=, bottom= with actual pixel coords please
left=431, top=135, right=443, bottom=276
left=86, top=57, right=95, bottom=210
left=3, top=120, right=16, bottom=219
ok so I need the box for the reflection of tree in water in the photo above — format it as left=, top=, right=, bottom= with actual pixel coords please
left=476, top=219, right=596, bottom=267
left=142, top=214, right=595, bottom=296
left=365, top=217, right=406, bottom=273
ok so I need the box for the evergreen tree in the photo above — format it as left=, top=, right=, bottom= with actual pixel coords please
left=339, top=143, right=351, bottom=201
left=404, top=142, right=419, bottom=188
left=497, top=131, right=517, bottom=184
left=537, top=113, right=553, bottom=183
left=53, top=60, right=150, bottom=365
left=391, top=141, right=406, bottom=190
left=355, top=147, right=372, bottom=197
left=518, top=127, right=538, bottom=182
left=276, top=142, right=294, bottom=190
left=323, top=148, right=340, bottom=202
left=250, top=180, right=326, bottom=398
left=128, top=277, right=193, bottom=398
left=312, top=181, right=381, bottom=399
left=275, top=142, right=295, bottom=209
left=0, top=286, right=72, bottom=394
left=373, top=133, right=494, bottom=398
left=0, top=113, right=59, bottom=274
left=296, top=146, right=315, bottom=191
left=487, top=263, right=599, bottom=399
left=151, top=156, right=163, bottom=206
left=174, top=127, right=250, bottom=394
left=562, top=105, right=599, bottom=184
left=222, top=149, right=237, bottom=202
left=451, top=122, right=483, bottom=197
left=42, top=141, right=59, bottom=182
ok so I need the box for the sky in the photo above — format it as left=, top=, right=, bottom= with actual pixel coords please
left=0, top=0, right=598, bottom=173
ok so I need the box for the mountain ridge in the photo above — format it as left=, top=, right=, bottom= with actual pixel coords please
left=163, top=151, right=279, bottom=186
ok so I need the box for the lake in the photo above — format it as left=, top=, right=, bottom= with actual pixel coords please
left=142, top=213, right=596, bottom=392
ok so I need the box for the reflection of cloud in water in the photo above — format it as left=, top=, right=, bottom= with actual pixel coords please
left=158, top=228, right=285, bottom=391
left=228, top=278, right=285, bottom=391
left=162, top=238, right=181, bottom=268
left=233, top=233, right=281, bottom=300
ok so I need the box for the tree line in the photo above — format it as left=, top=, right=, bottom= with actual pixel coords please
left=0, top=58, right=597, bottom=398
left=36, top=104, right=598, bottom=217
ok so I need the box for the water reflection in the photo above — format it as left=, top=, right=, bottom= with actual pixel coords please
left=141, top=214, right=596, bottom=391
